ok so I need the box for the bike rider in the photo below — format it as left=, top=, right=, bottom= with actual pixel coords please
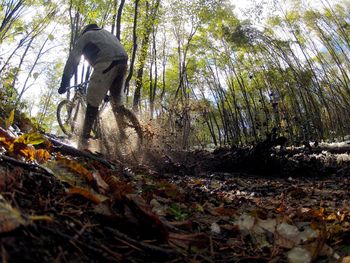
left=58, top=23, right=128, bottom=148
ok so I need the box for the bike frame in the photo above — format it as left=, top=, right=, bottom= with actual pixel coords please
left=66, top=82, right=88, bottom=134
left=64, top=82, right=110, bottom=137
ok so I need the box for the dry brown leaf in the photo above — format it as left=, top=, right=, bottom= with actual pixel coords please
left=57, top=157, right=94, bottom=182
left=68, top=187, right=103, bottom=204
left=92, top=172, right=110, bottom=192
left=213, top=206, right=236, bottom=217
left=35, top=149, right=51, bottom=163
left=100, top=174, right=133, bottom=199
left=18, top=145, right=36, bottom=161
left=342, top=256, right=350, bottom=263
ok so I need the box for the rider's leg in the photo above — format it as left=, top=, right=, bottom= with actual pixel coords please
left=81, top=104, right=99, bottom=139
left=79, top=62, right=111, bottom=149
left=110, top=64, right=128, bottom=139
left=79, top=104, right=99, bottom=149
left=109, top=64, right=127, bottom=108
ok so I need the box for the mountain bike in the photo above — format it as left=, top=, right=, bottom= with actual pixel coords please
left=57, top=82, right=143, bottom=158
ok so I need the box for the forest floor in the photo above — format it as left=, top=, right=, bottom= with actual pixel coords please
left=0, top=128, right=350, bottom=263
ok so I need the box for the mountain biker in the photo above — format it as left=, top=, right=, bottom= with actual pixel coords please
left=58, top=23, right=128, bottom=148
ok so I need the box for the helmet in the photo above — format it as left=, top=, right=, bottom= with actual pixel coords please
left=81, top=24, right=100, bottom=35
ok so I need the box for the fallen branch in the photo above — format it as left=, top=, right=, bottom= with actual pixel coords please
left=46, top=136, right=117, bottom=169
left=0, top=154, right=54, bottom=176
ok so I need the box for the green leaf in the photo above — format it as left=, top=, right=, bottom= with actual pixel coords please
left=5, top=110, right=15, bottom=129
left=15, top=133, right=46, bottom=145
left=33, top=72, right=39, bottom=79
left=48, top=34, right=54, bottom=41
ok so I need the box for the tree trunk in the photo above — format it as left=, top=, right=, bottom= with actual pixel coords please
left=132, top=0, right=161, bottom=112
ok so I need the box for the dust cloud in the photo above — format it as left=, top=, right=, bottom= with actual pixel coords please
left=68, top=105, right=142, bottom=163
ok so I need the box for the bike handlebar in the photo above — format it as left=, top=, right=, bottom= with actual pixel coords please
left=65, top=81, right=89, bottom=92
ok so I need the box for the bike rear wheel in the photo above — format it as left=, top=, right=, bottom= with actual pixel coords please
left=98, top=105, right=143, bottom=161
left=115, top=106, right=143, bottom=159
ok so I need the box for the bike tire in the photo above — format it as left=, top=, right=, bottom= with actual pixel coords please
left=116, top=106, right=143, bottom=142
left=114, top=106, right=143, bottom=159
left=57, top=99, right=81, bottom=136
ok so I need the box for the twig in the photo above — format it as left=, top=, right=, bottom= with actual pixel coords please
left=41, top=225, right=115, bottom=262
left=105, top=227, right=180, bottom=260
left=100, top=244, right=123, bottom=261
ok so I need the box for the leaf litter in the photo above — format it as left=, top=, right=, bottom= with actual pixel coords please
left=0, top=127, right=349, bottom=262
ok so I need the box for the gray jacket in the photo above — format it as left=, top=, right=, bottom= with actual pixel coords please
left=60, top=28, right=128, bottom=90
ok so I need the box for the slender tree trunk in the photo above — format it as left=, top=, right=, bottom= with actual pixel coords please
left=160, top=27, right=167, bottom=108
left=111, top=0, right=118, bottom=35
left=149, top=24, right=158, bottom=118
left=11, top=37, right=34, bottom=90
left=116, top=0, right=125, bottom=40
left=16, top=29, right=54, bottom=104
left=38, top=88, right=54, bottom=125
left=125, top=0, right=140, bottom=96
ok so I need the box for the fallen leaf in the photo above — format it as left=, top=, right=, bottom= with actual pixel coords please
left=15, top=133, right=46, bottom=146
left=287, top=246, right=312, bottom=263
left=35, top=149, right=51, bottom=163
left=236, top=213, right=256, bottom=231
left=57, top=157, right=94, bottom=182
left=210, top=222, right=221, bottom=234
left=68, top=187, right=104, bottom=204
left=342, top=256, right=350, bottom=263
left=125, top=194, right=169, bottom=242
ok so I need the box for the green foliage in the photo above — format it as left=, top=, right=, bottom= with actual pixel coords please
left=169, top=203, right=191, bottom=221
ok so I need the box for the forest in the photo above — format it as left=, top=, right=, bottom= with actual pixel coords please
left=0, top=0, right=350, bottom=262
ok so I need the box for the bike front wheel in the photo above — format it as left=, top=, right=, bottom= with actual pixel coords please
left=57, top=99, right=82, bottom=136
